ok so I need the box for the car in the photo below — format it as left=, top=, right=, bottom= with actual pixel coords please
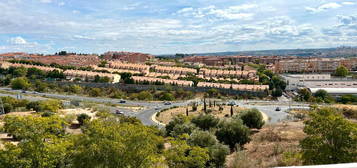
left=164, top=102, right=172, bottom=105
left=119, top=99, right=126, bottom=103
left=275, top=107, right=281, bottom=111
left=21, top=90, right=26, bottom=93
left=115, top=110, right=124, bottom=115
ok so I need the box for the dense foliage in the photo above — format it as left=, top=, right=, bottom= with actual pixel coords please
left=300, top=108, right=357, bottom=165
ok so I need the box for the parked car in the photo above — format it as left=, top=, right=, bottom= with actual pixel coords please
left=115, top=110, right=124, bottom=115
left=119, top=99, right=126, bottom=103
left=275, top=107, right=281, bottom=111
left=164, top=102, right=172, bottom=105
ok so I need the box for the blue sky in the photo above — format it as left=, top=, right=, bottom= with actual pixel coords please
left=0, top=0, right=356, bottom=54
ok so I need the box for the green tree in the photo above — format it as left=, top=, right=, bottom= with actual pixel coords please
left=38, top=99, right=62, bottom=112
left=34, top=80, right=48, bottom=92
left=137, top=91, right=153, bottom=101
left=238, top=108, right=265, bottom=129
left=13, top=67, right=28, bottom=77
left=27, top=67, right=46, bottom=79
left=188, top=130, right=218, bottom=148
left=314, top=89, right=334, bottom=103
left=208, top=143, right=230, bottom=168
left=10, top=77, right=31, bottom=90
left=340, top=94, right=357, bottom=104
left=191, top=114, right=219, bottom=131
left=334, top=65, right=349, bottom=77
left=272, top=87, right=283, bottom=97
left=69, top=84, right=83, bottom=94
left=165, top=139, right=209, bottom=168
left=88, top=88, right=102, bottom=97
left=165, top=115, right=190, bottom=136
left=215, top=118, right=251, bottom=149
left=72, top=119, right=164, bottom=168
left=297, top=88, right=312, bottom=101
left=159, top=92, right=175, bottom=101
left=300, top=108, right=357, bottom=165
left=3, top=115, right=67, bottom=141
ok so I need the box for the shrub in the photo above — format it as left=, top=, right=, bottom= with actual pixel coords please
left=238, top=108, right=265, bottom=129
left=208, top=143, right=230, bottom=168
left=159, top=92, right=175, bottom=101
left=191, top=114, right=219, bottom=131
left=188, top=130, right=217, bottom=148
left=215, top=118, right=250, bottom=149
left=77, top=113, right=91, bottom=126
left=300, top=108, right=357, bottom=164
left=10, top=77, right=31, bottom=90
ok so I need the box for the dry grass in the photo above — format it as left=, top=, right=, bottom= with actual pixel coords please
left=227, top=121, right=305, bottom=168
left=156, top=105, right=247, bottom=124
left=332, top=104, right=357, bottom=120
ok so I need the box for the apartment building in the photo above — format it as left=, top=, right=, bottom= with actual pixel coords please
left=275, top=58, right=357, bottom=73
left=91, top=65, right=142, bottom=75
left=197, top=82, right=269, bottom=91
left=63, top=70, right=121, bottom=83
left=0, top=62, right=62, bottom=72
left=199, top=68, right=257, bottom=79
left=103, top=51, right=154, bottom=63
left=108, top=61, right=150, bottom=74
left=183, top=55, right=283, bottom=66
left=132, top=76, right=194, bottom=87
left=146, top=72, right=187, bottom=80
left=152, top=65, right=197, bottom=75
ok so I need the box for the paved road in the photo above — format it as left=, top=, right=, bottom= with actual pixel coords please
left=0, top=87, right=309, bottom=125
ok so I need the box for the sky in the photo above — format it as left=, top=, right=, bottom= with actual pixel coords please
left=0, top=0, right=356, bottom=55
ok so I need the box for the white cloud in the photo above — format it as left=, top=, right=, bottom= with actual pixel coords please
left=73, top=35, right=95, bottom=40
left=58, top=2, right=65, bottom=6
left=176, top=4, right=256, bottom=20
left=342, top=2, right=355, bottom=5
left=39, top=0, right=52, bottom=3
left=9, top=36, right=27, bottom=45
left=306, top=2, right=342, bottom=13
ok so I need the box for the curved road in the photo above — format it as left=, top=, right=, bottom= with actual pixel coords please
left=0, top=88, right=309, bottom=126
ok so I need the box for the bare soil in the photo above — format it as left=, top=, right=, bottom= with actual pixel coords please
left=227, top=121, right=305, bottom=168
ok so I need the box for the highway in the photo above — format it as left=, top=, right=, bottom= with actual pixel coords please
left=0, top=87, right=309, bottom=126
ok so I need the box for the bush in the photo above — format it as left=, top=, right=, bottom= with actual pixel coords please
left=165, top=115, right=190, bottom=136
left=77, top=113, right=91, bottom=126
left=10, top=77, right=31, bottom=90
left=41, top=111, right=55, bottom=117
left=208, top=143, right=230, bottom=168
left=300, top=108, right=357, bottom=165
left=3, top=103, right=13, bottom=113
left=170, top=123, right=196, bottom=137
left=215, top=118, right=250, bottom=149
left=238, top=108, right=265, bottom=129
left=191, top=114, right=219, bottom=131
left=188, top=130, right=217, bottom=148
left=159, top=92, right=175, bottom=101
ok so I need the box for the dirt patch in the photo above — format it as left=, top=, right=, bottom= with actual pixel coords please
left=156, top=105, right=247, bottom=125
left=227, top=121, right=305, bottom=168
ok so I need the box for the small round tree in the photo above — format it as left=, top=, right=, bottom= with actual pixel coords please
left=215, top=118, right=250, bottom=149
left=191, top=114, right=219, bottom=131
left=238, top=108, right=265, bottom=129
left=188, top=130, right=217, bottom=148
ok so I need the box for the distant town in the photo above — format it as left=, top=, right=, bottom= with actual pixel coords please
left=1, top=49, right=357, bottom=97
